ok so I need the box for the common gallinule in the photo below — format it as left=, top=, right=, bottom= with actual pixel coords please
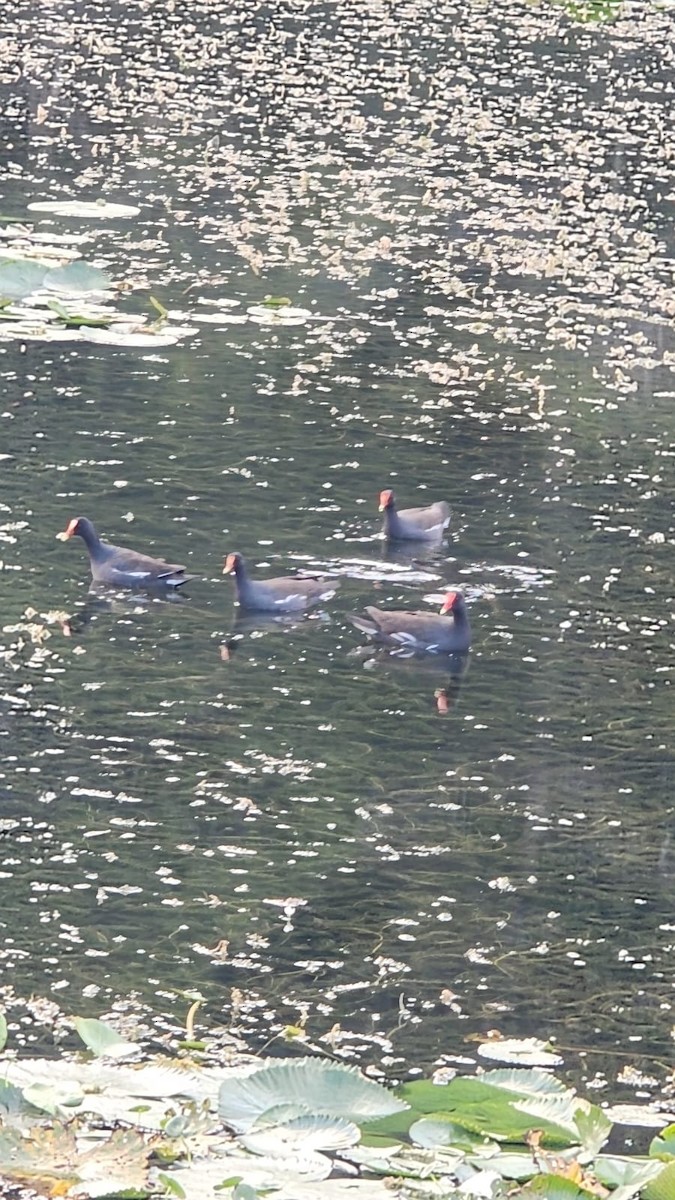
left=57, top=517, right=196, bottom=589
left=379, top=489, right=450, bottom=540
left=349, top=590, right=471, bottom=653
left=223, top=551, right=340, bottom=613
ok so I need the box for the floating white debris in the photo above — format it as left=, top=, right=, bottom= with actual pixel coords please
left=604, top=1103, right=675, bottom=1128
left=247, top=303, right=313, bottom=325
left=476, top=1037, right=563, bottom=1067
left=84, top=322, right=197, bottom=347
left=28, top=200, right=140, bottom=218
left=195, top=312, right=249, bottom=324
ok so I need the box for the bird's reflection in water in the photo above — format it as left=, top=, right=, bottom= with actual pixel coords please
left=380, top=539, right=451, bottom=571
left=220, top=609, right=330, bottom=660
left=61, top=584, right=189, bottom=637
left=434, top=652, right=470, bottom=715
left=351, top=641, right=470, bottom=715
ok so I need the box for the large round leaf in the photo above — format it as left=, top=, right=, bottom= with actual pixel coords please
left=44, top=262, right=112, bottom=294
left=242, top=1112, right=359, bottom=1157
left=218, top=1058, right=407, bottom=1133
left=0, top=260, right=47, bottom=299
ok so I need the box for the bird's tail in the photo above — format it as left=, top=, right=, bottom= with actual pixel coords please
left=348, top=613, right=379, bottom=637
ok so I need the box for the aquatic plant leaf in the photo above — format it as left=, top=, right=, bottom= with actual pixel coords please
left=218, top=1057, right=407, bottom=1133
left=45, top=261, right=112, bottom=293
left=83, top=324, right=193, bottom=346
left=643, top=1161, right=675, bottom=1200
left=28, top=199, right=140, bottom=217
left=0, top=1011, right=6, bottom=1052
left=479, top=1069, right=572, bottom=1099
left=650, top=1124, right=675, bottom=1160
left=456, top=1166, right=504, bottom=1197
left=233, top=1184, right=261, bottom=1200
left=157, top=1152, right=331, bottom=1198
left=242, top=1112, right=360, bottom=1156
left=23, top=1080, right=84, bottom=1115
left=261, top=295, right=292, bottom=308
left=149, top=295, right=169, bottom=319
left=478, top=1068, right=605, bottom=1146
left=246, top=304, right=311, bottom=325
left=73, top=1015, right=138, bottom=1058
left=47, top=299, right=114, bottom=327
left=467, top=1151, right=537, bottom=1181
left=0, top=1057, right=209, bottom=1109
left=0, top=259, right=47, bottom=299
left=553, top=0, right=623, bottom=23
left=410, top=1116, right=485, bottom=1150
left=609, top=1105, right=675, bottom=1129
left=157, top=1171, right=186, bottom=1198
left=238, top=1146, right=333, bottom=1180
left=399, top=1076, right=574, bottom=1145
left=477, top=1037, right=563, bottom=1066
left=594, top=1155, right=666, bottom=1196
left=572, top=1104, right=613, bottom=1155
left=523, top=1174, right=595, bottom=1199
left=0, top=1078, right=30, bottom=1118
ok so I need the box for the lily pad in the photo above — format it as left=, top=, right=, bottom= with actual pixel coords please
left=594, top=1155, right=667, bottom=1193
left=27, top=199, right=140, bottom=218
left=73, top=1015, right=139, bottom=1059
left=22, top=1081, right=85, bottom=1115
left=650, top=1124, right=675, bottom=1160
left=242, top=1112, right=360, bottom=1157
left=477, top=1037, right=563, bottom=1067
left=218, top=1057, right=407, bottom=1133
left=45, top=261, right=113, bottom=294
left=0, top=259, right=47, bottom=300
left=83, top=323, right=196, bottom=347
left=410, top=1116, right=486, bottom=1151
left=0, top=1078, right=29, bottom=1118
left=247, top=303, right=312, bottom=325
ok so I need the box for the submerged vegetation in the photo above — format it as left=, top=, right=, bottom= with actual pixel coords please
left=0, top=1010, right=674, bottom=1199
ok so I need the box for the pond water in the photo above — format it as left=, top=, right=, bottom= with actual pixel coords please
left=0, top=0, right=674, bottom=1095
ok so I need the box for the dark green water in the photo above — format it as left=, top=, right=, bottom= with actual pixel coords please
left=0, top=0, right=673, bottom=1092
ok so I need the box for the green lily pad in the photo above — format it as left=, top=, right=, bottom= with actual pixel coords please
left=399, top=1075, right=578, bottom=1146
left=523, top=1174, right=596, bottom=1199
left=651, top=1124, right=675, bottom=1161
left=643, top=1161, right=675, bottom=1200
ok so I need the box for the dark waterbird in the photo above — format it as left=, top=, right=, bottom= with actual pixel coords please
left=223, top=551, right=340, bottom=613
left=379, top=488, right=450, bottom=540
left=349, top=590, right=471, bottom=654
left=57, top=517, right=196, bottom=589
